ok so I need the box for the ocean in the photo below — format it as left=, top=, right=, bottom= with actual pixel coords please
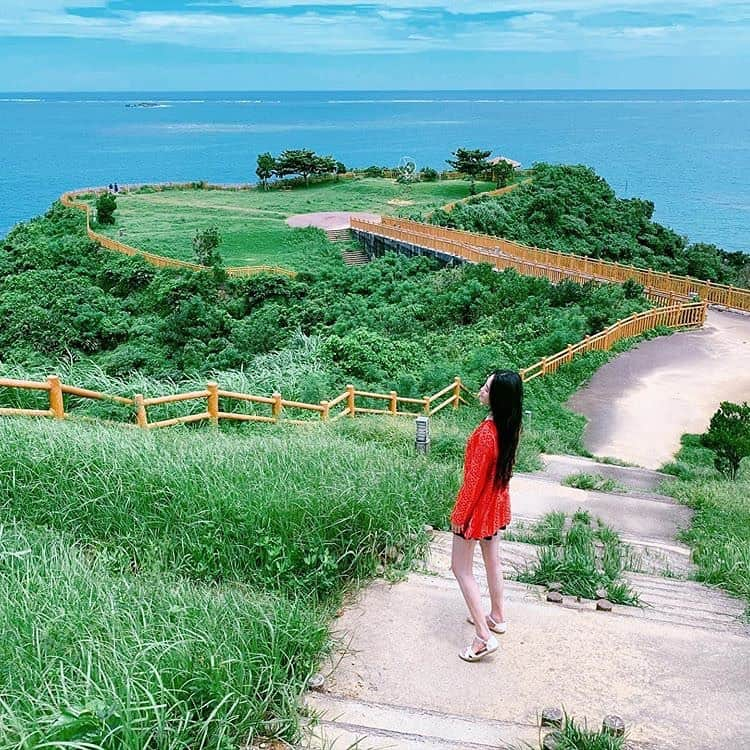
left=0, top=90, right=748, bottom=253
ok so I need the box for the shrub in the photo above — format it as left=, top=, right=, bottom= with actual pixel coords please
left=192, top=225, right=222, bottom=268
left=419, top=167, right=439, bottom=182
left=95, top=192, right=117, bottom=225
left=701, top=401, right=750, bottom=479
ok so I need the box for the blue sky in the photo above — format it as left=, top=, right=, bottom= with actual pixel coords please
left=1, top=0, right=749, bottom=90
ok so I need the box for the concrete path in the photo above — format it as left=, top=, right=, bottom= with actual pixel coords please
left=286, top=211, right=381, bottom=230
left=304, top=472, right=750, bottom=750
left=567, top=308, right=750, bottom=469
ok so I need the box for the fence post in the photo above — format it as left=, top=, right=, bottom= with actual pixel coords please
left=320, top=400, right=330, bottom=422
left=134, top=394, right=148, bottom=428
left=566, top=344, right=574, bottom=362
left=346, top=384, right=356, bottom=417
left=540, top=357, right=548, bottom=375
left=207, top=382, right=219, bottom=426
left=272, top=392, right=282, bottom=422
left=453, top=376, right=462, bottom=409
left=423, top=398, right=431, bottom=416
left=389, top=391, right=398, bottom=415
left=47, top=375, right=64, bottom=419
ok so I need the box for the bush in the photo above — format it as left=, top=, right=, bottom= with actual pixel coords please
left=192, top=225, right=222, bottom=268
left=701, top=401, right=750, bottom=479
left=95, top=192, right=117, bottom=225
left=419, top=167, right=439, bottom=182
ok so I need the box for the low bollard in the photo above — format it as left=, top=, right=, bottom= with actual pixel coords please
left=415, top=415, right=430, bottom=454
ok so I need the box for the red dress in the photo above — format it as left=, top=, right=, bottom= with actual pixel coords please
left=450, top=419, right=511, bottom=539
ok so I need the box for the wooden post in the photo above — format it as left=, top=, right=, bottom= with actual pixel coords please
left=389, top=391, right=397, bottom=415
left=453, top=377, right=462, bottom=409
left=207, top=382, right=219, bottom=426
left=134, top=394, right=148, bottom=428
left=320, top=400, right=330, bottom=422
left=47, top=375, right=64, bottom=419
left=272, top=392, right=282, bottom=422
left=541, top=357, right=548, bottom=375
left=566, top=344, right=574, bottom=362
left=346, top=384, right=356, bottom=417
left=423, top=398, right=431, bottom=415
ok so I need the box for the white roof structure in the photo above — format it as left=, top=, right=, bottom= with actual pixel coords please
left=488, top=155, right=522, bottom=169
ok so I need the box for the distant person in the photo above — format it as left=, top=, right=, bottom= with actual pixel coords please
left=113, top=182, right=119, bottom=193
left=108, top=183, right=113, bottom=191
left=450, top=370, right=523, bottom=662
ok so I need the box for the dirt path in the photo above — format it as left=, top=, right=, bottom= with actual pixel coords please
left=568, top=308, right=750, bottom=469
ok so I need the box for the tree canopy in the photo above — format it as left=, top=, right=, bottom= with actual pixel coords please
left=446, top=148, right=492, bottom=194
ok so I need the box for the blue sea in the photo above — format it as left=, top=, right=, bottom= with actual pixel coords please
left=0, top=90, right=748, bottom=252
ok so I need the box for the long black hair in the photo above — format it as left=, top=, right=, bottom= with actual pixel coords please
left=488, top=370, right=523, bottom=488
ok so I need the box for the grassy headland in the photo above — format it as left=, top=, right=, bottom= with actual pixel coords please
left=81, top=177, right=496, bottom=268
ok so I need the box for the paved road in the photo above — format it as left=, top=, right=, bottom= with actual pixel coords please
left=567, top=308, right=750, bottom=469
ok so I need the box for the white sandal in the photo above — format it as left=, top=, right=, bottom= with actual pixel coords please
left=466, top=614, right=507, bottom=634
left=459, top=634, right=498, bottom=662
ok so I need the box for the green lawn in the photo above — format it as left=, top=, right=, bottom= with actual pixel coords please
left=84, top=177, right=496, bottom=269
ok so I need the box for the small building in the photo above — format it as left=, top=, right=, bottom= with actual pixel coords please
left=488, top=155, right=522, bottom=170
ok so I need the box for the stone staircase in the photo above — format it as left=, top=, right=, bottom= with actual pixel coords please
left=302, top=462, right=750, bottom=750
left=325, top=227, right=354, bottom=243
left=341, top=248, right=370, bottom=266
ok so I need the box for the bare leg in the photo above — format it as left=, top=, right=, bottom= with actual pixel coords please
left=479, top=535, right=505, bottom=624
left=451, top=534, right=491, bottom=652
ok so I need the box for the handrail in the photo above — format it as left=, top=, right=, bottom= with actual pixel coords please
left=60, top=188, right=297, bottom=279
left=0, top=298, right=707, bottom=432
left=352, top=216, right=750, bottom=312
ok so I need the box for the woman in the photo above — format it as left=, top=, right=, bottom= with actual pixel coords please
left=450, top=370, right=523, bottom=662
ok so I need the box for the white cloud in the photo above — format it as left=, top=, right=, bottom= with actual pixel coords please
left=0, top=0, right=749, bottom=58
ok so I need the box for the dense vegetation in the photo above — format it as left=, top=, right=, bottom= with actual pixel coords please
left=0, top=201, right=648, bottom=395
left=431, top=163, right=750, bottom=286
left=662, top=426, right=750, bottom=610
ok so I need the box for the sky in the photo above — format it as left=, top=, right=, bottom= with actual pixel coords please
left=1, top=0, right=749, bottom=90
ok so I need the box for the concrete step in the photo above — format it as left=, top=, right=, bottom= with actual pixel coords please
left=341, top=250, right=370, bottom=266
left=424, top=533, right=747, bottom=635
left=326, top=228, right=354, bottom=242
left=533, top=454, right=672, bottom=494
left=309, top=573, right=750, bottom=750
left=508, top=474, right=693, bottom=545
left=304, top=693, right=542, bottom=749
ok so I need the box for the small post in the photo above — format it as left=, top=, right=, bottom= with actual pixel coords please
left=415, top=415, right=430, bottom=454
left=388, top=391, right=397, bottom=415
left=134, top=394, right=148, bottom=428
left=452, top=377, right=461, bottom=409
left=346, top=384, right=356, bottom=417
left=272, top=392, right=282, bottom=422
left=320, top=400, right=330, bottom=422
left=423, top=398, right=431, bottom=416
left=566, top=344, right=573, bottom=362
left=47, top=375, right=64, bottom=419
left=207, top=381, right=219, bottom=426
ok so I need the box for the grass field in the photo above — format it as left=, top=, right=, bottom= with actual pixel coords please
left=84, top=177, right=496, bottom=269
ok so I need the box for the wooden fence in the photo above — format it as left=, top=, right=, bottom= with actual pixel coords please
left=1, top=300, right=707, bottom=430
left=518, top=301, right=706, bottom=381
left=60, top=189, right=296, bottom=278
left=352, top=216, right=750, bottom=312
left=438, top=179, right=528, bottom=213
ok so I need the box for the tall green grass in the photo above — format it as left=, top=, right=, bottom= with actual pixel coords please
left=0, top=522, right=326, bottom=749
left=661, top=435, right=750, bottom=608
left=0, top=416, right=461, bottom=745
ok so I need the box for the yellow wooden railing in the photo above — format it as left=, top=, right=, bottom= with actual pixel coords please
left=518, top=301, right=706, bottom=381
left=60, top=189, right=297, bottom=279
left=0, top=376, right=471, bottom=429
left=0, top=300, right=707, bottom=430
left=352, top=216, right=750, bottom=312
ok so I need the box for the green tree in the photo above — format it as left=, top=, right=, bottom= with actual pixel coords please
left=701, top=401, right=750, bottom=479
left=255, top=152, right=276, bottom=190
left=192, top=226, right=222, bottom=268
left=491, top=159, right=516, bottom=188
left=275, top=149, right=319, bottom=185
left=95, top=192, right=117, bottom=225
left=446, top=148, right=491, bottom=194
